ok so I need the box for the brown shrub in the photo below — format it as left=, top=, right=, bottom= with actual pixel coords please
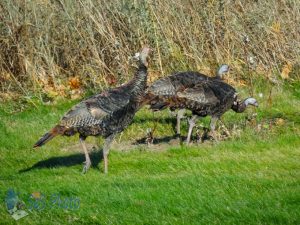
left=0, top=0, right=299, bottom=98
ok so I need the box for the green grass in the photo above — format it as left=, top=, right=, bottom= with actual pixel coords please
left=0, top=83, right=300, bottom=224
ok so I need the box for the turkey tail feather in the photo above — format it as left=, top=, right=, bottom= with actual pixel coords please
left=33, top=125, right=64, bottom=148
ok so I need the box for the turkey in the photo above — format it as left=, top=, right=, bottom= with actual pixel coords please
left=178, top=82, right=258, bottom=144
left=34, top=47, right=151, bottom=173
left=142, top=65, right=228, bottom=136
left=143, top=65, right=258, bottom=144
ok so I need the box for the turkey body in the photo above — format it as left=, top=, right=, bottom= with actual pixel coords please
left=174, top=78, right=237, bottom=118
left=146, top=65, right=229, bottom=112
left=144, top=66, right=257, bottom=143
left=58, top=77, right=146, bottom=139
left=34, top=47, right=151, bottom=173
left=147, top=71, right=226, bottom=112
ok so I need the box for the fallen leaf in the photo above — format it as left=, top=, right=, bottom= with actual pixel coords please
left=69, top=77, right=81, bottom=89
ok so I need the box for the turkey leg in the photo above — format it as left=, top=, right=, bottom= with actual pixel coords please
left=103, top=134, right=115, bottom=174
left=186, top=115, right=198, bottom=144
left=176, top=109, right=186, bottom=136
left=80, top=136, right=91, bottom=174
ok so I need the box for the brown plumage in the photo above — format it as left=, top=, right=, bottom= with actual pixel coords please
left=143, top=65, right=229, bottom=110
left=34, top=47, right=151, bottom=173
left=171, top=80, right=258, bottom=143
left=142, top=65, right=258, bottom=143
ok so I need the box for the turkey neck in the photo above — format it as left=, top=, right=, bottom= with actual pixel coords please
left=128, top=64, right=148, bottom=97
left=231, top=99, right=247, bottom=113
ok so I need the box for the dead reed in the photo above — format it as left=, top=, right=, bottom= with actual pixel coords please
left=0, top=0, right=299, bottom=100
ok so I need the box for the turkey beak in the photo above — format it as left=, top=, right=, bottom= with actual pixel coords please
left=254, top=101, right=259, bottom=107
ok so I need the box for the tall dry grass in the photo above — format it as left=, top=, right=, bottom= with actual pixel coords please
left=0, top=0, right=299, bottom=100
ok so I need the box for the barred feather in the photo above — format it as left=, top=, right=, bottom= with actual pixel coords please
left=33, top=47, right=150, bottom=147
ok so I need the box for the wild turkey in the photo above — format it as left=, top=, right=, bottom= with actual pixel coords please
left=143, top=65, right=258, bottom=144
left=143, top=65, right=229, bottom=136
left=34, top=47, right=151, bottom=173
left=178, top=81, right=258, bottom=144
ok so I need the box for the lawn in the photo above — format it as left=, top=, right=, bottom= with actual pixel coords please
left=0, top=82, right=299, bottom=224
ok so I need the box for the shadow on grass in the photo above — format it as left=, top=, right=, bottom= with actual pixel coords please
left=134, top=134, right=185, bottom=145
left=19, top=150, right=103, bottom=173
left=133, top=116, right=177, bottom=126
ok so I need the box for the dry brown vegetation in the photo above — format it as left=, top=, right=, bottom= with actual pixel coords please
left=0, top=0, right=299, bottom=101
